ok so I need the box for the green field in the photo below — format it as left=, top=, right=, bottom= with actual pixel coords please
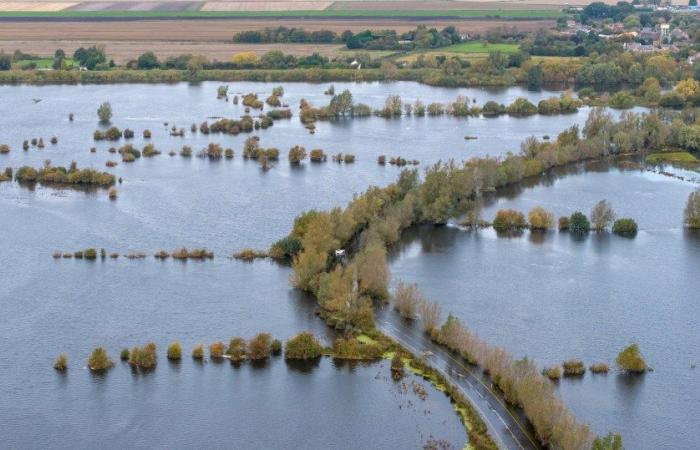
left=442, top=42, right=520, bottom=54
left=0, top=9, right=563, bottom=19
left=18, top=58, right=74, bottom=69
left=646, top=151, right=699, bottom=164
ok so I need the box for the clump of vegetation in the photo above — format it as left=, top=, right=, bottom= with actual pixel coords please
left=569, top=211, right=590, bottom=233
left=492, top=209, right=527, bottom=230
left=0, top=144, right=9, bottom=154
left=593, top=432, right=624, bottom=450
left=309, top=149, right=327, bottom=162
left=232, top=248, right=267, bottom=261
left=180, top=146, right=192, bottom=157
left=225, top=148, right=234, bottom=159
left=120, top=348, right=130, bottom=360
left=612, top=218, right=638, bottom=236
left=129, top=342, right=157, bottom=369
left=288, top=145, right=307, bottom=164
left=271, top=339, right=282, bottom=355
left=192, top=343, right=204, bottom=360
left=108, top=187, right=117, bottom=200
left=15, top=163, right=115, bottom=187
left=84, top=248, right=97, bottom=260
left=684, top=191, right=700, bottom=229
left=269, top=235, right=302, bottom=260
left=197, top=143, right=223, bottom=159
left=209, top=341, right=225, bottom=359
left=87, top=347, right=114, bottom=371
left=616, top=343, right=646, bottom=373
left=242, top=93, right=263, bottom=109
left=143, top=129, right=152, bottom=139
left=123, top=128, right=134, bottom=139
left=266, top=94, right=281, bottom=107
left=562, top=359, right=585, bottom=376
left=558, top=216, right=570, bottom=231
left=172, top=248, right=214, bottom=260
left=167, top=342, right=182, bottom=360
left=343, top=154, right=355, bottom=163
left=377, top=155, right=386, bottom=165
left=119, top=144, right=141, bottom=162
left=590, top=200, right=616, bottom=231
left=393, top=282, right=424, bottom=319
left=105, top=160, right=117, bottom=168
left=284, top=332, right=324, bottom=360
left=248, top=333, right=273, bottom=360
left=97, top=102, right=112, bottom=123
left=544, top=365, right=561, bottom=380
left=53, top=353, right=68, bottom=371
left=0, top=167, right=13, bottom=182
left=528, top=206, right=554, bottom=230
left=332, top=335, right=382, bottom=360
left=391, top=352, right=405, bottom=380
left=142, top=143, right=160, bottom=157
left=589, top=362, right=610, bottom=374
left=226, top=337, right=247, bottom=361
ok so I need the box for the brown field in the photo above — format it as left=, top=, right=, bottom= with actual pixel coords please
left=0, top=2, right=78, bottom=11
left=0, top=40, right=345, bottom=62
left=201, top=1, right=333, bottom=10
left=0, top=18, right=554, bottom=62
left=329, top=1, right=558, bottom=11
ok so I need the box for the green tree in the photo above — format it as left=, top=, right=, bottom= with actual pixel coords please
left=569, top=211, right=590, bottom=233
left=684, top=190, right=700, bottom=228
left=284, top=332, right=324, bottom=359
left=136, top=51, right=160, bottom=69
left=97, top=102, right=112, bottom=123
left=329, top=89, right=353, bottom=117
left=0, top=52, right=11, bottom=71
left=527, top=64, right=544, bottom=90
left=593, top=432, right=624, bottom=450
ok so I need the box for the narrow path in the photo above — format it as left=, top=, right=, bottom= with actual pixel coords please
left=378, top=314, right=543, bottom=450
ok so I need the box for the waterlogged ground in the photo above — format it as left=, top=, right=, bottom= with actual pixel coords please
left=389, top=163, right=700, bottom=450
left=0, top=82, right=694, bottom=449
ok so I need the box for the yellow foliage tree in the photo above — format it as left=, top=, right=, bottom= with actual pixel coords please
left=675, top=78, right=700, bottom=98
left=232, top=52, right=258, bottom=66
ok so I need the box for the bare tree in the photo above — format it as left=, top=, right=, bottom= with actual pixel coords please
left=590, top=200, right=616, bottom=231
left=392, top=281, right=423, bottom=319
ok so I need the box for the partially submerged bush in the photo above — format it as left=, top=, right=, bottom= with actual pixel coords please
left=393, top=282, right=424, bottom=319
left=120, top=348, right=130, bottom=360
left=226, top=337, right=247, bottom=361
left=309, top=149, right=326, bottom=162
left=544, top=365, right=561, bottom=380
left=589, top=362, right=610, bottom=374
left=590, top=200, right=616, bottom=231
left=528, top=207, right=554, bottom=230
left=129, top=342, right=157, bottom=369
left=562, top=359, right=586, bottom=376
left=232, top=248, right=267, bottom=261
left=271, top=339, right=282, bottom=355
left=192, top=343, right=204, bottom=360
left=492, top=209, right=527, bottom=230
left=612, top=218, right=638, bottom=236
left=284, top=332, right=324, bottom=360
left=87, top=347, right=114, bottom=371
left=15, top=164, right=115, bottom=187
left=248, top=333, right=272, bottom=360
left=209, top=341, right=225, bottom=359
left=167, top=341, right=182, bottom=360
left=142, top=143, right=160, bottom=157
left=53, top=353, right=68, bottom=371
left=569, top=211, right=590, bottom=233
left=332, top=336, right=382, bottom=360
left=269, top=235, right=302, bottom=259
left=97, top=102, right=112, bottom=123
left=288, top=145, right=307, bottom=164
left=391, top=352, right=405, bottom=380
left=0, top=144, right=9, bottom=154
left=616, top=343, right=646, bottom=373
left=684, top=191, right=700, bottom=228
left=172, top=248, right=214, bottom=260
left=558, top=216, right=570, bottom=231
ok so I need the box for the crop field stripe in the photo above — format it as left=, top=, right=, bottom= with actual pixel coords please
left=0, top=9, right=564, bottom=19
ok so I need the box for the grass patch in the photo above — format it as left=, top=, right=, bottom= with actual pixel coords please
left=646, top=151, right=698, bottom=164
left=356, top=334, right=378, bottom=346
left=442, top=42, right=520, bottom=54
left=0, top=10, right=563, bottom=19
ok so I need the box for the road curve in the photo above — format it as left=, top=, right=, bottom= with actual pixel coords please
left=378, top=313, right=543, bottom=450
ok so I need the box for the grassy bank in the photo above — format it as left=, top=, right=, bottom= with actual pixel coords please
left=646, top=151, right=698, bottom=164
left=0, top=10, right=563, bottom=20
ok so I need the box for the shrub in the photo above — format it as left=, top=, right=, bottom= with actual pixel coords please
left=528, top=207, right=554, bottom=230
left=192, top=343, right=204, bottom=359
left=590, top=200, right=615, bottom=231
left=180, top=146, right=192, bottom=157
left=108, top=188, right=118, bottom=200
left=167, top=341, right=182, bottom=360
left=142, top=144, right=160, bottom=157
left=84, top=248, right=97, bottom=259
left=684, top=191, right=700, bottom=228
left=332, top=336, right=382, bottom=360
left=288, top=145, right=307, bottom=164
left=87, top=347, right=114, bottom=371
left=269, top=235, right=302, bottom=259
left=266, top=94, right=281, bottom=107
left=569, top=211, right=590, bottom=233
left=129, top=342, right=157, bottom=369
left=271, top=339, right=282, bottom=355
left=612, top=218, right=638, bottom=236
left=544, top=365, right=561, bottom=380
left=143, top=129, right=152, bottom=139
left=123, top=128, right=134, bottom=139
left=0, top=144, right=9, bottom=154
left=558, top=216, right=570, bottom=231
left=309, top=149, right=326, bottom=162
left=393, top=282, right=424, bottom=319
left=562, top=359, right=585, bottom=376
left=225, top=148, right=234, bottom=159
left=284, top=332, right=324, bottom=359
left=225, top=337, right=247, bottom=361
left=506, top=97, right=537, bottom=115
left=481, top=101, right=505, bottom=116
left=53, top=353, right=68, bottom=371
left=616, top=343, right=646, bottom=373
left=104, top=127, right=122, bottom=141
left=248, top=333, right=272, bottom=360
left=120, top=348, right=130, bottom=360
left=391, top=353, right=405, bottom=380
left=608, top=91, right=635, bottom=109
left=343, top=154, right=355, bottom=163
left=377, top=155, right=386, bottom=165
left=492, top=209, right=527, bottom=230
left=232, top=248, right=267, bottom=261
left=97, top=102, right=112, bottom=123
left=209, top=341, right=225, bottom=359
left=589, top=362, right=609, bottom=374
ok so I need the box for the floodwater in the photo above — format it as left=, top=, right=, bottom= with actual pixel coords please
left=0, top=81, right=691, bottom=449
left=389, top=163, right=700, bottom=450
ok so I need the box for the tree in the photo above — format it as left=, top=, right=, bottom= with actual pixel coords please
left=97, top=102, right=112, bottom=123
left=136, top=51, right=160, bottom=69
left=691, top=0, right=698, bottom=6
left=0, top=52, right=11, bottom=71
left=684, top=190, right=700, bottom=228
left=640, top=77, right=660, bottom=102
left=393, top=282, right=424, bottom=319
left=593, top=432, right=624, bottom=450
left=527, top=64, right=544, bottom=90
left=167, top=342, right=182, bottom=360
left=528, top=207, right=554, bottom=230
left=248, top=333, right=272, bottom=360
left=329, top=89, right=353, bottom=116
left=73, top=45, right=106, bottom=70
left=590, top=200, right=616, bottom=231
left=284, top=332, right=324, bottom=359
left=616, top=343, right=646, bottom=373
left=87, top=347, right=114, bottom=371
left=231, top=51, right=258, bottom=66
left=675, top=78, right=700, bottom=99
left=569, top=211, right=590, bottom=233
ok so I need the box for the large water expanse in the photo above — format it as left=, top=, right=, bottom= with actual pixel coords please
left=0, top=81, right=696, bottom=448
